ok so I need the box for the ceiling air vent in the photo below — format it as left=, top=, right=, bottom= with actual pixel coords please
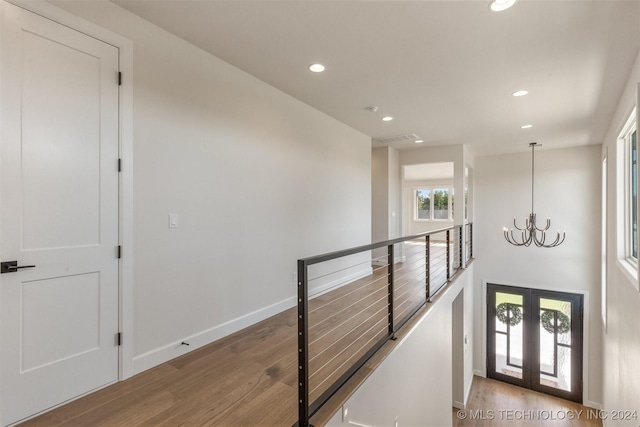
left=373, top=133, right=421, bottom=145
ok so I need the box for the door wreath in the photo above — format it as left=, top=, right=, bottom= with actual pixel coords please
left=496, top=302, right=523, bottom=326
left=540, top=310, right=571, bottom=334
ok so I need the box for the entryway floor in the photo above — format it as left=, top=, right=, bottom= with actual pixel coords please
left=453, top=376, right=602, bottom=427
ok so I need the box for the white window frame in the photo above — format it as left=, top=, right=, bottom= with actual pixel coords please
left=623, top=115, right=637, bottom=265
left=616, top=107, right=639, bottom=288
left=414, top=186, right=454, bottom=221
left=464, top=167, right=469, bottom=222
left=602, top=155, right=607, bottom=329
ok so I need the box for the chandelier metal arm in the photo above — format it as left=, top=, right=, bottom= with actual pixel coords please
left=533, top=216, right=551, bottom=232
left=512, top=217, right=528, bottom=231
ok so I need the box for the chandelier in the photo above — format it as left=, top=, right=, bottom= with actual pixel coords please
left=503, top=143, right=566, bottom=247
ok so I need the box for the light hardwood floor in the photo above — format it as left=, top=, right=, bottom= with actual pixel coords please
left=18, top=247, right=455, bottom=427
left=19, top=260, right=416, bottom=427
left=453, top=376, right=603, bottom=427
left=23, top=259, right=597, bottom=427
left=20, top=305, right=300, bottom=427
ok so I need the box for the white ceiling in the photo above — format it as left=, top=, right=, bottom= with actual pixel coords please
left=113, top=0, right=640, bottom=155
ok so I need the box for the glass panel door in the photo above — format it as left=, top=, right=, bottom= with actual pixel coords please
left=487, top=284, right=583, bottom=403
left=486, top=284, right=530, bottom=389
left=532, top=291, right=583, bottom=403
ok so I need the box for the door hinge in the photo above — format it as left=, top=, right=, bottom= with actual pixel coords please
left=118, top=158, right=122, bottom=172
left=117, top=332, right=122, bottom=346
left=117, top=245, right=122, bottom=259
left=118, top=72, right=122, bottom=86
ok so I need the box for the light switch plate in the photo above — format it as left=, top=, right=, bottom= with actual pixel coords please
left=169, top=213, right=178, bottom=228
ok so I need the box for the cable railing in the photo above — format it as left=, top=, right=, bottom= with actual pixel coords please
left=294, top=223, right=473, bottom=427
left=465, top=222, right=473, bottom=265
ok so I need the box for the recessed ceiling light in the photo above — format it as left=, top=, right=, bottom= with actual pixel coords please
left=309, top=63, right=325, bottom=73
left=415, top=140, right=424, bottom=144
left=489, top=0, right=517, bottom=12
left=521, top=124, right=533, bottom=129
left=512, top=90, right=529, bottom=97
left=382, top=116, right=393, bottom=122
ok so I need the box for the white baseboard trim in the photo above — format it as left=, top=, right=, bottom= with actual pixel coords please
left=309, top=267, right=373, bottom=299
left=132, top=295, right=295, bottom=375
left=372, top=256, right=405, bottom=267
left=453, top=401, right=465, bottom=410
left=473, top=369, right=485, bottom=377
left=132, top=267, right=373, bottom=375
left=583, top=400, right=602, bottom=410
left=464, top=376, right=474, bottom=408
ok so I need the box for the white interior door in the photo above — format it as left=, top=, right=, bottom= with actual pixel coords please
left=0, top=3, right=120, bottom=425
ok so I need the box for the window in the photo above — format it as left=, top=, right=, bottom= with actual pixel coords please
left=417, top=189, right=431, bottom=219
left=632, top=129, right=637, bottom=260
left=415, top=187, right=454, bottom=220
left=622, top=111, right=637, bottom=264
left=616, top=108, right=639, bottom=287
left=602, top=156, right=607, bottom=328
left=433, top=188, right=450, bottom=219
left=465, top=166, right=469, bottom=221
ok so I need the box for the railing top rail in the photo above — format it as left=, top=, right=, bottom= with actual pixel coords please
left=299, top=225, right=459, bottom=266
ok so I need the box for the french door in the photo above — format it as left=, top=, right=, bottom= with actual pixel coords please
left=487, top=284, right=583, bottom=403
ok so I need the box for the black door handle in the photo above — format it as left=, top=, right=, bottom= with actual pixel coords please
left=1, top=261, right=36, bottom=274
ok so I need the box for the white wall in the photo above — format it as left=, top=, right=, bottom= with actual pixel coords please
left=325, top=264, right=475, bottom=427
left=372, top=147, right=401, bottom=264
left=372, top=148, right=390, bottom=246
left=601, top=46, right=640, bottom=426
left=452, top=290, right=464, bottom=409
left=474, top=145, right=602, bottom=407
left=464, top=145, right=475, bottom=224
left=372, top=147, right=401, bottom=243
left=389, top=148, right=401, bottom=240
left=50, top=0, right=372, bottom=373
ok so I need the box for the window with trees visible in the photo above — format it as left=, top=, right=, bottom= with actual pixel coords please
left=415, top=187, right=454, bottom=220
left=417, top=189, right=431, bottom=219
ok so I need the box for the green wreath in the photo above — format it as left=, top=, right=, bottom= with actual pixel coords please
left=496, top=303, right=523, bottom=326
left=541, top=310, right=571, bottom=334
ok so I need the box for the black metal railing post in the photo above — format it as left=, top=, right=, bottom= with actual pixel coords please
left=296, top=260, right=312, bottom=427
left=387, top=244, right=395, bottom=337
left=446, top=229, right=451, bottom=281
left=426, top=235, right=431, bottom=301
left=459, top=226, right=463, bottom=269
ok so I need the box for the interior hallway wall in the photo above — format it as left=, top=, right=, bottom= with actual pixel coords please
left=50, top=0, right=372, bottom=373
left=600, top=43, right=640, bottom=426
left=372, top=147, right=401, bottom=265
